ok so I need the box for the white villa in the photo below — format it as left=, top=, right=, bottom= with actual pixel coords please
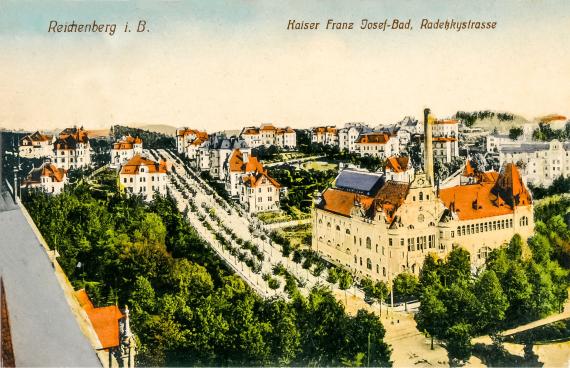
left=119, top=155, right=169, bottom=201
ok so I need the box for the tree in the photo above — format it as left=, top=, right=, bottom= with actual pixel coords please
left=443, top=247, right=471, bottom=285
left=473, top=270, right=508, bottom=333
left=446, top=323, right=473, bottom=365
left=415, top=285, right=447, bottom=350
left=338, top=270, right=353, bottom=306
left=392, top=272, right=419, bottom=311
left=508, top=127, right=523, bottom=141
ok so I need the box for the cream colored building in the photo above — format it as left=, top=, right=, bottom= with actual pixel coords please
left=19, top=131, right=53, bottom=158
left=354, top=132, right=400, bottom=158
left=21, top=163, right=67, bottom=195
left=119, top=155, right=168, bottom=201
left=110, top=135, right=143, bottom=167
left=311, top=126, right=339, bottom=146
left=53, top=127, right=91, bottom=170
left=312, top=109, right=534, bottom=283
left=240, top=124, right=297, bottom=149
left=176, top=128, right=208, bottom=157
left=239, top=170, right=281, bottom=214
left=499, top=139, right=570, bottom=187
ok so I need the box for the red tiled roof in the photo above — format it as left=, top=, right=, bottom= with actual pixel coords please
left=229, top=149, right=264, bottom=173
left=385, top=156, right=409, bottom=173
left=355, top=133, right=391, bottom=144
left=242, top=128, right=260, bottom=135
left=434, top=119, right=459, bottom=125
left=113, top=135, right=142, bottom=150
left=23, top=163, right=66, bottom=185
left=242, top=171, right=281, bottom=188
left=433, top=137, right=457, bottom=142
left=120, top=154, right=168, bottom=175
left=440, top=164, right=531, bottom=220
left=260, top=124, right=276, bottom=131
left=321, top=189, right=375, bottom=217
left=75, top=290, right=123, bottom=349
left=20, top=131, right=52, bottom=144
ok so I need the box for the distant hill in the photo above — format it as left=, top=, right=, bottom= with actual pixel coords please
left=129, top=123, right=178, bottom=136
left=454, top=111, right=531, bottom=133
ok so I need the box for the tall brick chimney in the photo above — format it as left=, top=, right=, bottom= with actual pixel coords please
left=424, top=108, right=434, bottom=185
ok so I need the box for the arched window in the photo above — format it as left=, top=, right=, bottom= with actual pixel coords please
left=520, top=216, right=528, bottom=226
left=336, top=225, right=341, bottom=231
left=366, top=237, right=372, bottom=249
left=346, top=248, right=351, bottom=255
left=366, top=258, right=372, bottom=270
left=478, top=246, right=492, bottom=260
left=412, top=264, right=416, bottom=274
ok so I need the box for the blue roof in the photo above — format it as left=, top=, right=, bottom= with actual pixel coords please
left=335, top=170, right=385, bottom=196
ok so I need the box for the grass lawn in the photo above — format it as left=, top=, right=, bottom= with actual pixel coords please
left=277, top=223, right=312, bottom=248
left=256, top=211, right=292, bottom=224
left=301, top=161, right=338, bottom=171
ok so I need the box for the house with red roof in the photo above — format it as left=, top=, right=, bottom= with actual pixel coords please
left=119, top=154, right=169, bottom=201
left=53, top=126, right=92, bottom=170
left=19, top=131, right=54, bottom=158
left=384, top=156, right=414, bottom=182
left=354, top=132, right=400, bottom=158
left=240, top=124, right=296, bottom=149
left=21, top=162, right=68, bottom=195
left=110, top=135, right=143, bottom=167
left=75, top=289, right=136, bottom=368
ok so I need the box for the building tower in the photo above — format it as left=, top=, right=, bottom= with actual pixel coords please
left=423, top=108, right=435, bottom=185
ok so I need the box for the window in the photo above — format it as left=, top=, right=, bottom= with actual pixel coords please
left=520, top=216, right=529, bottom=226
left=366, top=237, right=372, bottom=249
left=419, top=192, right=423, bottom=200
left=354, top=255, right=357, bottom=264
left=383, top=267, right=386, bottom=276
left=366, top=258, right=372, bottom=270
left=389, top=238, right=393, bottom=246
left=336, top=225, right=341, bottom=231
left=346, top=229, right=351, bottom=235
left=359, top=257, right=363, bottom=266
left=376, top=265, right=379, bottom=273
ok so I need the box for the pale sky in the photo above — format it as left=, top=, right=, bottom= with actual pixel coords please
left=1, top=0, right=569, bottom=132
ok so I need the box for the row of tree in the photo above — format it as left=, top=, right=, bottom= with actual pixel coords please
left=23, top=186, right=392, bottom=366
left=415, top=234, right=569, bottom=364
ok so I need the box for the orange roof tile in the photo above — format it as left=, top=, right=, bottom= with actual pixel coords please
left=23, top=163, right=66, bottom=185
left=228, top=149, right=264, bottom=173
left=75, top=290, right=124, bottom=349
left=321, top=189, right=375, bottom=217
left=242, top=171, right=281, bottom=188
left=355, top=133, right=391, bottom=144
left=242, top=128, right=260, bottom=135
left=120, top=154, right=168, bottom=175
left=440, top=164, right=531, bottom=220
left=260, top=124, right=276, bottom=131
left=433, top=137, right=457, bottom=142
left=434, top=119, right=459, bottom=125
left=462, top=160, right=476, bottom=177
left=385, top=156, right=409, bottom=173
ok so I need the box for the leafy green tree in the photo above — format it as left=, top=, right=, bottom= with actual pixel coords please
left=473, top=270, right=508, bottom=333
left=508, top=127, right=524, bottom=140
left=415, top=285, right=447, bottom=350
left=392, top=272, right=419, bottom=311
left=446, top=323, right=473, bottom=365
left=338, top=270, right=353, bottom=306
left=443, top=247, right=471, bottom=285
